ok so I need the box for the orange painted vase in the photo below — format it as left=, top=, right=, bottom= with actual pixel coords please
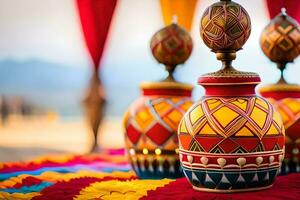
left=123, top=19, right=193, bottom=179
left=124, top=82, right=193, bottom=179
left=259, top=9, right=300, bottom=174
left=260, top=85, right=300, bottom=174
left=178, top=0, right=285, bottom=192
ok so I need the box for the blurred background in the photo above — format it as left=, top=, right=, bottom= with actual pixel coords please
left=1, top=0, right=299, bottom=161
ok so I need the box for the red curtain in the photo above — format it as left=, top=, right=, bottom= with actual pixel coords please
left=265, top=0, right=300, bottom=22
left=76, top=0, right=117, bottom=71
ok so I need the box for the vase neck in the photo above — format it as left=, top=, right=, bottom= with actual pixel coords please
left=203, top=84, right=257, bottom=97
left=140, top=82, right=193, bottom=97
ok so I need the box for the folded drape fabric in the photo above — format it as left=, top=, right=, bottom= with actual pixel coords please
left=76, top=0, right=117, bottom=70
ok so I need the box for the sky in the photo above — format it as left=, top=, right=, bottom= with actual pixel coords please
left=0, top=0, right=300, bottom=116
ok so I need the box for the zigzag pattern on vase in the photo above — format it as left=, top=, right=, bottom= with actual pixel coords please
left=180, top=150, right=283, bottom=190
left=183, top=167, right=279, bottom=191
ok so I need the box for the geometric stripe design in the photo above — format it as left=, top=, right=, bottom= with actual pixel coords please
left=179, top=97, right=285, bottom=154
left=183, top=167, right=278, bottom=192
left=124, top=95, right=192, bottom=178
left=178, top=96, right=285, bottom=192
left=180, top=148, right=284, bottom=192
left=125, top=97, right=192, bottom=149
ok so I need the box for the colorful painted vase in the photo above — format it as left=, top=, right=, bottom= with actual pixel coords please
left=259, top=9, right=300, bottom=174
left=123, top=22, right=193, bottom=179
left=178, top=0, right=285, bottom=192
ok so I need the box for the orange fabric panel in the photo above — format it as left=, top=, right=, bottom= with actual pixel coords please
left=160, top=0, right=198, bottom=31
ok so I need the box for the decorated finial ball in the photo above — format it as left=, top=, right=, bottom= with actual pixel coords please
left=260, top=8, right=300, bottom=64
left=200, top=0, right=251, bottom=52
left=150, top=23, right=193, bottom=66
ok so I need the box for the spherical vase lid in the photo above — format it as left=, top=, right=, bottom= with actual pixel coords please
left=260, top=8, right=300, bottom=65
left=260, top=8, right=300, bottom=86
left=198, top=0, right=260, bottom=94
left=150, top=21, right=193, bottom=82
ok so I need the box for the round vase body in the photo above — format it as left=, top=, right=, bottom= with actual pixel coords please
left=124, top=82, right=193, bottom=179
left=178, top=73, right=285, bottom=192
left=260, top=84, right=300, bottom=174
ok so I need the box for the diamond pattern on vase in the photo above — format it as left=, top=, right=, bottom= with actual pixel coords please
left=126, top=97, right=192, bottom=149
left=134, top=108, right=155, bottom=132
left=189, top=105, right=204, bottom=125
left=249, top=106, right=268, bottom=129
left=212, top=106, right=239, bottom=128
left=126, top=124, right=142, bottom=145
left=163, top=109, right=183, bottom=130
left=178, top=97, right=284, bottom=153
left=146, top=123, right=173, bottom=146
left=153, top=101, right=172, bottom=115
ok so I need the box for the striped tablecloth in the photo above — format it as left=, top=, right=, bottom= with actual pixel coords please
left=0, top=149, right=299, bottom=200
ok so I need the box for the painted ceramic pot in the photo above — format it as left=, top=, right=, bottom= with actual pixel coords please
left=178, top=0, right=285, bottom=192
left=260, top=85, right=300, bottom=174
left=124, top=82, right=193, bottom=179
left=123, top=22, right=193, bottom=179
left=259, top=9, right=300, bottom=174
left=178, top=72, right=285, bottom=192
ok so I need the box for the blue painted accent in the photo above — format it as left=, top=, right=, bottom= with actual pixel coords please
left=0, top=165, right=131, bottom=181
left=0, top=182, right=53, bottom=194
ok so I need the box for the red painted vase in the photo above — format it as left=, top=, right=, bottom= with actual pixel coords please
left=178, top=0, right=285, bottom=192
left=124, top=82, right=193, bottom=179
left=123, top=22, right=194, bottom=179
